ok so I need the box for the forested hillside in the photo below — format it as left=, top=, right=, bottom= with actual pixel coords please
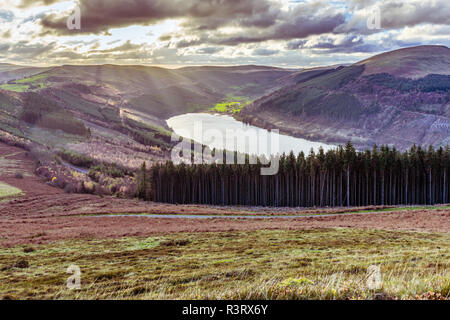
left=149, top=143, right=450, bottom=207
left=241, top=46, right=450, bottom=150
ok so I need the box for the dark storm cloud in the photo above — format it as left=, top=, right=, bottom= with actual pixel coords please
left=179, top=0, right=279, bottom=31
left=9, top=0, right=450, bottom=67
left=337, top=0, right=450, bottom=34
left=36, top=0, right=450, bottom=52
left=39, top=0, right=276, bottom=35
left=38, top=0, right=346, bottom=47
left=170, top=0, right=347, bottom=47
left=34, top=0, right=450, bottom=36
left=19, top=0, right=450, bottom=44
left=380, top=0, right=450, bottom=29
left=270, top=11, right=345, bottom=40
left=173, top=4, right=346, bottom=47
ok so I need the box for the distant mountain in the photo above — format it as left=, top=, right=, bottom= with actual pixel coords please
left=0, top=64, right=51, bottom=84
left=240, top=45, right=450, bottom=150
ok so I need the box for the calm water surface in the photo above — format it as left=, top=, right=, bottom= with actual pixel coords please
left=167, top=113, right=334, bottom=157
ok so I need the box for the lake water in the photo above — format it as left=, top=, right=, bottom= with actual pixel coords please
left=167, top=113, right=334, bottom=157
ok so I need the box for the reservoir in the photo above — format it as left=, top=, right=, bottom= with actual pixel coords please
left=167, top=113, right=334, bottom=157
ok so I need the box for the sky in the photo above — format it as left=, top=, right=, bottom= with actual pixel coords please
left=0, top=0, right=449, bottom=68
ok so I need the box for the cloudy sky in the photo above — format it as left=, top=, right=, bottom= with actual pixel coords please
left=0, top=0, right=449, bottom=68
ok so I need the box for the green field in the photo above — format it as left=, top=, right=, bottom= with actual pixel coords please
left=1, top=228, right=448, bottom=299
left=14, top=74, right=49, bottom=84
left=211, top=101, right=242, bottom=113
left=211, top=95, right=252, bottom=114
left=0, top=84, right=30, bottom=92
left=0, top=73, right=49, bottom=92
left=0, top=182, right=22, bottom=199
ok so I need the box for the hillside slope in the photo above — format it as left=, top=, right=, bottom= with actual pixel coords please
left=0, top=64, right=298, bottom=170
left=356, top=45, right=450, bottom=79
left=0, top=64, right=52, bottom=84
left=241, top=45, right=450, bottom=150
left=29, top=64, right=296, bottom=118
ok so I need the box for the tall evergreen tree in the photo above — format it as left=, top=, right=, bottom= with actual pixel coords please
left=149, top=143, right=450, bottom=207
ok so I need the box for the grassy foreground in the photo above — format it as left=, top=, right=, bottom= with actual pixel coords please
left=0, top=228, right=449, bottom=300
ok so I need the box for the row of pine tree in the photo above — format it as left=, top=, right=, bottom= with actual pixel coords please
left=143, top=142, right=450, bottom=207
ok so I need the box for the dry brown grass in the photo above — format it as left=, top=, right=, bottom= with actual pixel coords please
left=0, top=228, right=448, bottom=300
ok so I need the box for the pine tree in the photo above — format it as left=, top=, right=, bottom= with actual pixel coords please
left=344, top=141, right=356, bottom=207
left=136, top=162, right=148, bottom=200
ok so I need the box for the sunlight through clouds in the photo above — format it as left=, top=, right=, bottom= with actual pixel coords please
left=0, top=0, right=449, bottom=67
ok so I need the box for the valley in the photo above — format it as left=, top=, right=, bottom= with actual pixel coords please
left=0, top=45, right=449, bottom=301
left=1, top=46, right=449, bottom=170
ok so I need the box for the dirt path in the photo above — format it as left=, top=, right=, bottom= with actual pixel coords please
left=1, top=142, right=449, bottom=246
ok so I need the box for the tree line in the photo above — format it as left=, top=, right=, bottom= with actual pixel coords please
left=142, top=142, right=450, bottom=207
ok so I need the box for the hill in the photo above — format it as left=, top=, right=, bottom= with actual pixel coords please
left=356, top=45, right=450, bottom=79
left=0, top=64, right=52, bottom=85
left=1, top=64, right=297, bottom=118
left=0, top=63, right=298, bottom=172
left=240, top=45, right=450, bottom=150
